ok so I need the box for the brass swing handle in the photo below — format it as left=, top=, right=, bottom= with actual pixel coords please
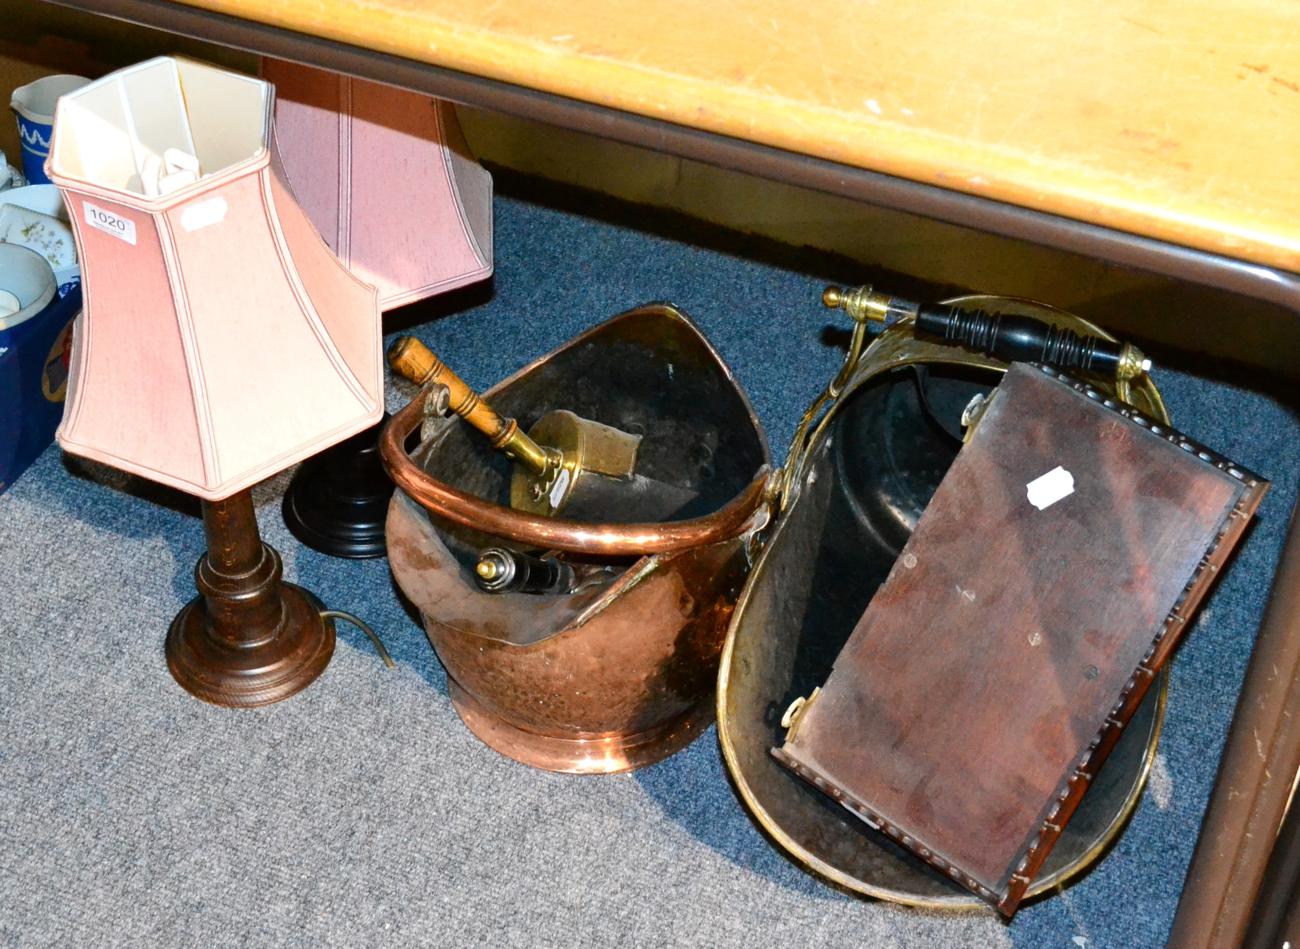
left=823, top=285, right=1151, bottom=382
left=386, top=336, right=555, bottom=476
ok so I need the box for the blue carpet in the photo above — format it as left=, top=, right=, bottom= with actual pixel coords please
left=1, top=183, right=1296, bottom=948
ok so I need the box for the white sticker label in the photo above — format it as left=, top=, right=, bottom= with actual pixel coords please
left=83, top=201, right=136, bottom=245
left=1026, top=465, right=1075, bottom=511
left=549, top=468, right=572, bottom=510
left=180, top=196, right=227, bottom=232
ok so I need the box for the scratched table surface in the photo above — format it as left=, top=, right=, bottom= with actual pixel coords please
left=171, top=0, right=1300, bottom=272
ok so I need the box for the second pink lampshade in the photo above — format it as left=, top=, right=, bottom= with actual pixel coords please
left=264, top=59, right=494, bottom=311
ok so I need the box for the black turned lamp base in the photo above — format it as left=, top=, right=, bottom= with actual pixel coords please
left=166, top=491, right=336, bottom=708
left=282, top=417, right=393, bottom=559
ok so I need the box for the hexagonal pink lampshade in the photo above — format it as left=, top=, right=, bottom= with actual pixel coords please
left=263, top=59, right=493, bottom=311
left=47, top=57, right=383, bottom=501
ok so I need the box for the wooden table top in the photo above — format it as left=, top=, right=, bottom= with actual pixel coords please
left=177, top=0, right=1300, bottom=273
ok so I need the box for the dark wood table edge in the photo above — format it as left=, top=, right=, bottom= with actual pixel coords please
left=36, top=2, right=1300, bottom=943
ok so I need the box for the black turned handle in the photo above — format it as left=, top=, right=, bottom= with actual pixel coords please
left=915, top=305, right=1134, bottom=377
left=475, top=547, right=576, bottom=595
left=821, top=285, right=1151, bottom=381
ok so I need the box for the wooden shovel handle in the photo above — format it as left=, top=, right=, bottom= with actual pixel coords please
left=387, top=336, right=508, bottom=439
left=387, top=336, right=550, bottom=474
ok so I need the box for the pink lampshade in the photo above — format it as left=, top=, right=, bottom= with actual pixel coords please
left=47, top=57, right=383, bottom=502
left=263, top=59, right=493, bottom=311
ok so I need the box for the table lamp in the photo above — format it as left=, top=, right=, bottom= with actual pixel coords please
left=264, top=58, right=494, bottom=558
left=48, top=56, right=384, bottom=707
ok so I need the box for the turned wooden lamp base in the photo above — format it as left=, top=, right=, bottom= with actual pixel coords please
left=165, top=489, right=336, bottom=708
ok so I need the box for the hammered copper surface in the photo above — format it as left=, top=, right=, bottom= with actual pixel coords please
left=385, top=305, right=769, bottom=772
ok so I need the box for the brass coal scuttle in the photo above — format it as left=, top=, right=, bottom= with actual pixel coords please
left=716, top=293, right=1172, bottom=908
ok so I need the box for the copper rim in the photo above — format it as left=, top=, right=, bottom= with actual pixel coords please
left=379, top=392, right=772, bottom=556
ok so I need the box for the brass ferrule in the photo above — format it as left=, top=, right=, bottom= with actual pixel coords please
left=497, top=425, right=555, bottom=476
left=822, top=284, right=895, bottom=325
left=1115, top=342, right=1152, bottom=381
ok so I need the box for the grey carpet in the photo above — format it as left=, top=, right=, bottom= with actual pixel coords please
left=2, top=185, right=1297, bottom=948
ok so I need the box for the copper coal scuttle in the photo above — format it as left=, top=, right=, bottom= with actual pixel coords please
left=380, top=304, right=771, bottom=773
left=379, top=289, right=1263, bottom=913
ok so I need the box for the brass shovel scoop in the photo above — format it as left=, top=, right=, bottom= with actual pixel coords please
left=387, top=336, right=697, bottom=521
